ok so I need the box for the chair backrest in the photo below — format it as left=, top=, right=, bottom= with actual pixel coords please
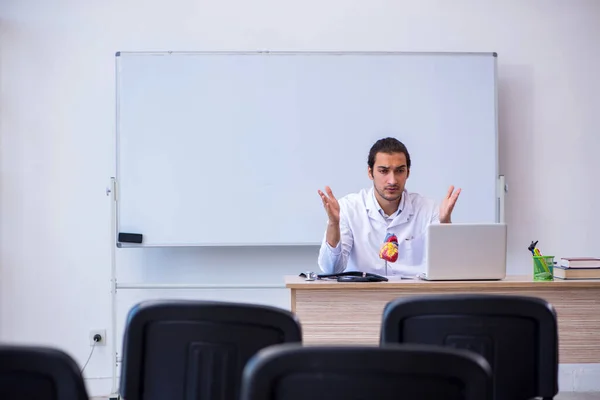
left=0, top=345, right=89, bottom=400
left=240, top=343, right=493, bottom=400
left=380, top=294, right=559, bottom=400
left=119, top=299, right=302, bottom=400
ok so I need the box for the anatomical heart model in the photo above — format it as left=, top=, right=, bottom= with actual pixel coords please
left=379, top=233, right=398, bottom=275
left=379, top=233, right=398, bottom=262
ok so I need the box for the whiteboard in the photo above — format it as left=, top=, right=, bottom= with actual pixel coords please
left=115, top=51, right=499, bottom=247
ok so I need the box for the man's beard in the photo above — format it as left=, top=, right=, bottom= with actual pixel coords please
left=375, top=185, right=402, bottom=202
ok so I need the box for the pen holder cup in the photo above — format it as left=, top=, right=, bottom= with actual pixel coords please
left=533, top=255, right=554, bottom=281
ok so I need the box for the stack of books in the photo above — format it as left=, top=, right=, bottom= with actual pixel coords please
left=554, top=257, right=600, bottom=280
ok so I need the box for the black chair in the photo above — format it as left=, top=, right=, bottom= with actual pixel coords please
left=240, top=342, right=493, bottom=400
left=380, top=294, right=559, bottom=400
left=119, top=299, right=302, bottom=400
left=0, top=345, right=89, bottom=400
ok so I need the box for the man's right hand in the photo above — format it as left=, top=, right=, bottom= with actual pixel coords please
left=318, top=186, right=340, bottom=225
left=318, top=186, right=342, bottom=248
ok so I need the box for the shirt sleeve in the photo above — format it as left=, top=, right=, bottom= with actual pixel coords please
left=317, top=203, right=354, bottom=274
left=430, top=200, right=441, bottom=224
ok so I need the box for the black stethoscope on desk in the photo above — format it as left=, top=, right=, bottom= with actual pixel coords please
left=299, top=271, right=388, bottom=282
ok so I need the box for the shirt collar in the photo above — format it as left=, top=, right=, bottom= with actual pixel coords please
left=368, top=187, right=406, bottom=217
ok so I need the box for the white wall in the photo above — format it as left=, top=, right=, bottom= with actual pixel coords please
left=1, top=0, right=599, bottom=396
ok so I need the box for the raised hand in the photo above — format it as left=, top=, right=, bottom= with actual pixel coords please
left=440, top=185, right=461, bottom=223
left=318, top=186, right=340, bottom=225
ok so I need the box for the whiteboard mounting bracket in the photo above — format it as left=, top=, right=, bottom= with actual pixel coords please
left=497, top=175, right=506, bottom=223
left=106, top=177, right=118, bottom=201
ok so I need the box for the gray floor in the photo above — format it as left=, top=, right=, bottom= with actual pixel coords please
left=85, top=396, right=597, bottom=399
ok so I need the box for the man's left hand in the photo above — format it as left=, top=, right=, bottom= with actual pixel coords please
left=440, top=185, right=461, bottom=223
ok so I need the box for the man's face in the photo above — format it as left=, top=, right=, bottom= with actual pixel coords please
left=368, top=152, right=409, bottom=202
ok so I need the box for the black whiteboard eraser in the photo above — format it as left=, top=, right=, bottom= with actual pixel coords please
left=118, top=232, right=143, bottom=244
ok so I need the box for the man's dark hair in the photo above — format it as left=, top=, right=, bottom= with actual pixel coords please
left=367, top=137, right=411, bottom=170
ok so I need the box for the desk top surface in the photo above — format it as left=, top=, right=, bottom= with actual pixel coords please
left=284, top=275, right=600, bottom=289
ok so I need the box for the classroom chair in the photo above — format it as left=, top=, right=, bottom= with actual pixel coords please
left=119, top=299, right=302, bottom=400
left=0, top=344, right=89, bottom=400
left=380, top=294, right=559, bottom=400
left=240, top=342, right=493, bottom=400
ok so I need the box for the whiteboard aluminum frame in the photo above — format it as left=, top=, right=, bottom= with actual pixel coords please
left=114, top=50, right=502, bottom=248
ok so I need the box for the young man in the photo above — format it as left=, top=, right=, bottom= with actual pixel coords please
left=317, top=137, right=461, bottom=277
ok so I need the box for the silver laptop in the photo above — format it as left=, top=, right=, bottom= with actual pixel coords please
left=419, top=223, right=507, bottom=281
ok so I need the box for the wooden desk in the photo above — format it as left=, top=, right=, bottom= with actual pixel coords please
left=285, top=275, right=600, bottom=363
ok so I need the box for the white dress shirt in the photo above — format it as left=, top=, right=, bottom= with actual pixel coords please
left=317, top=187, right=440, bottom=277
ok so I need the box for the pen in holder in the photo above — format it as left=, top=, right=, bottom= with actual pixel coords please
left=533, top=255, right=554, bottom=281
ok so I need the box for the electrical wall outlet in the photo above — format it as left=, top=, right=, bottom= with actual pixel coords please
left=89, top=329, right=106, bottom=346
